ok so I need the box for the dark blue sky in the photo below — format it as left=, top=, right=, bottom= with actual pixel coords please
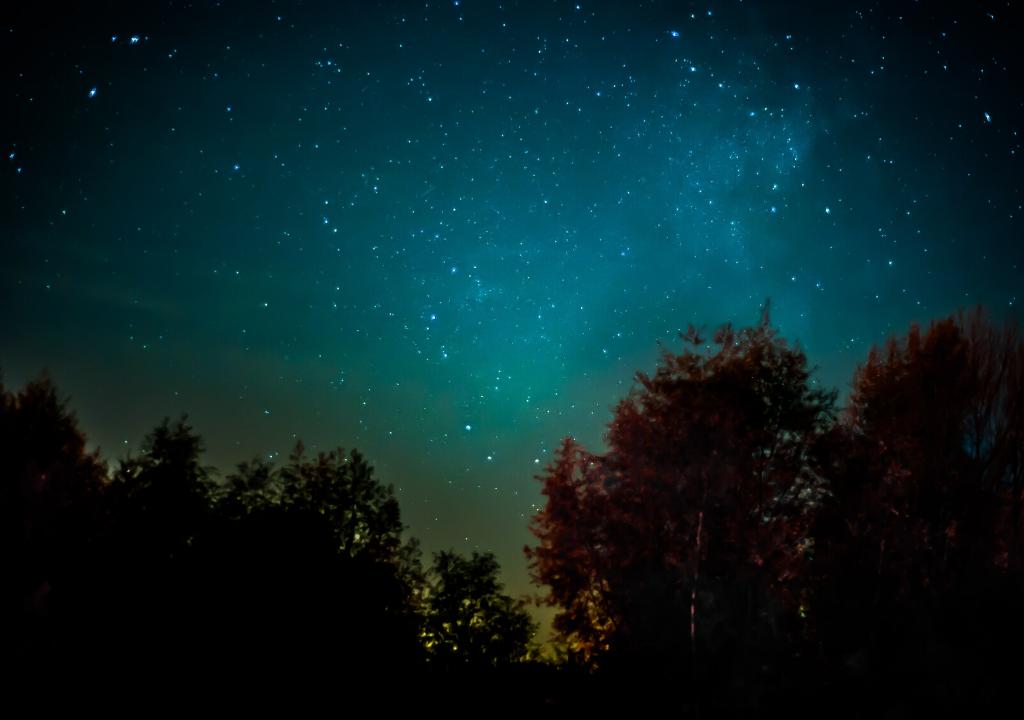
left=2, top=0, right=1020, bottom=636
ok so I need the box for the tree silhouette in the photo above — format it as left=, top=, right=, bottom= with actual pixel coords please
left=526, top=302, right=836, bottom=702
left=0, top=371, right=107, bottom=663
left=1, top=373, right=553, bottom=703
left=31, top=416, right=221, bottom=681
left=8, top=414, right=430, bottom=689
left=180, top=503, right=424, bottom=683
left=221, top=442, right=428, bottom=614
left=109, top=415, right=218, bottom=558
left=276, top=441, right=407, bottom=563
left=6, top=303, right=1021, bottom=711
left=182, top=440, right=428, bottom=679
left=803, top=306, right=1024, bottom=714
left=421, top=550, right=540, bottom=669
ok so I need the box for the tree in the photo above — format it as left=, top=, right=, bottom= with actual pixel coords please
left=61, top=428, right=427, bottom=682
left=526, top=302, right=836, bottom=685
left=276, top=441, right=407, bottom=564
left=421, top=550, right=540, bottom=669
left=180, top=502, right=424, bottom=682
left=212, top=442, right=428, bottom=671
left=109, top=415, right=218, bottom=560
left=0, top=371, right=107, bottom=661
left=222, top=441, right=428, bottom=613
left=811, top=307, right=1022, bottom=606
left=804, top=306, right=1024, bottom=708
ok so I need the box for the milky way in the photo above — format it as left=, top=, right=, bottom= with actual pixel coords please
left=2, top=1, right=1020, bottom=634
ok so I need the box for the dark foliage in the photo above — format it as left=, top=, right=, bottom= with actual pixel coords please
left=526, top=302, right=1024, bottom=715
left=4, top=302, right=1023, bottom=714
left=526, top=304, right=833, bottom=682
left=421, top=549, right=540, bottom=669
left=0, top=376, right=546, bottom=706
left=0, top=372, right=106, bottom=663
left=800, top=306, right=1024, bottom=715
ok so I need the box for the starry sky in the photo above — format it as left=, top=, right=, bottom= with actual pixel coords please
left=2, top=0, right=1020, bottom=635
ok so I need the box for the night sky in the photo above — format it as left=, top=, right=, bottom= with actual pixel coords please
left=2, top=1, right=1020, bottom=635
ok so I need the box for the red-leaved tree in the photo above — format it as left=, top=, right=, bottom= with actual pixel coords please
left=526, top=303, right=836, bottom=671
left=806, top=306, right=1024, bottom=670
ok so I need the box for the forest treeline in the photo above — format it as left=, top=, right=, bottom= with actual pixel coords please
left=528, top=302, right=1024, bottom=716
left=3, top=302, right=1023, bottom=715
left=0, top=388, right=541, bottom=706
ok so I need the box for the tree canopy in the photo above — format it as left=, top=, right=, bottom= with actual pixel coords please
left=4, top=301, right=1022, bottom=713
left=421, top=549, right=540, bottom=669
left=526, top=303, right=835, bottom=669
left=0, top=372, right=107, bottom=660
left=803, top=306, right=1024, bottom=706
left=0, top=378, right=540, bottom=696
left=526, top=302, right=1024, bottom=714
